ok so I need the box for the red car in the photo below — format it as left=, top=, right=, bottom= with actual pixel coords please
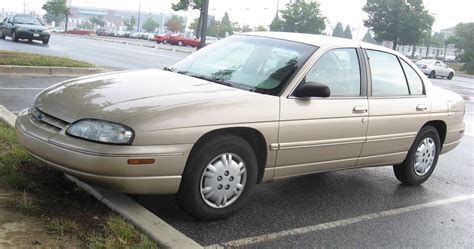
left=66, top=28, right=92, bottom=35
left=154, top=34, right=170, bottom=44
left=167, top=34, right=200, bottom=47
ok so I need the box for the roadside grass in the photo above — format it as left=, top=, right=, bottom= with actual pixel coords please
left=0, top=122, right=157, bottom=248
left=0, top=50, right=95, bottom=68
left=446, top=62, right=473, bottom=76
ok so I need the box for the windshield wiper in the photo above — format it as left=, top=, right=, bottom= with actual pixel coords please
left=176, top=71, right=232, bottom=87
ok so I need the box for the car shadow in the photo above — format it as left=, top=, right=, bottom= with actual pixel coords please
left=4, top=38, right=48, bottom=47
left=132, top=166, right=438, bottom=246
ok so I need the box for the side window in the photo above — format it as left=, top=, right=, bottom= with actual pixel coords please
left=367, top=50, right=409, bottom=96
left=305, top=48, right=361, bottom=96
left=400, top=59, right=424, bottom=95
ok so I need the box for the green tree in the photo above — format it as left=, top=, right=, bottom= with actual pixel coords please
left=89, top=17, right=106, bottom=29
left=279, top=0, right=326, bottom=34
left=189, top=18, right=199, bottom=35
left=206, top=17, right=220, bottom=37
left=172, top=0, right=204, bottom=36
left=255, top=25, right=268, bottom=32
left=332, top=22, right=344, bottom=37
left=343, top=25, right=352, bottom=39
left=362, top=30, right=378, bottom=44
left=42, top=0, right=70, bottom=29
left=452, top=22, right=474, bottom=73
left=269, top=15, right=284, bottom=31
left=219, top=12, right=233, bottom=37
left=142, top=17, right=159, bottom=32
left=363, top=0, right=434, bottom=50
left=241, top=25, right=252, bottom=32
left=165, top=15, right=184, bottom=33
left=124, top=16, right=136, bottom=31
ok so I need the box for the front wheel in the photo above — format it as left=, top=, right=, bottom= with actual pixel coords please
left=177, top=40, right=183, bottom=46
left=0, top=30, right=5, bottom=39
left=42, top=39, right=49, bottom=45
left=177, top=135, right=258, bottom=220
left=393, top=125, right=440, bottom=185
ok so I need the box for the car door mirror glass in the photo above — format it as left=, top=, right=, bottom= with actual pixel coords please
left=293, top=82, right=331, bottom=98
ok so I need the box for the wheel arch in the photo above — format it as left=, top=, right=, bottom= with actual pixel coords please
left=422, top=120, right=447, bottom=148
left=186, top=127, right=268, bottom=184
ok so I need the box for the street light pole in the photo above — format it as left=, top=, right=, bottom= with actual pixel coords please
left=198, top=0, right=209, bottom=49
left=137, top=0, right=142, bottom=32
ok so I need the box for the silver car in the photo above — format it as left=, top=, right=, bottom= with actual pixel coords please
left=416, top=59, right=455, bottom=79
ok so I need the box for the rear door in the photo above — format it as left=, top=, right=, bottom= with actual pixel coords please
left=358, top=49, right=429, bottom=167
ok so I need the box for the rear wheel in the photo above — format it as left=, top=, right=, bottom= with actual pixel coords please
left=12, top=32, right=19, bottom=42
left=447, top=72, right=454, bottom=80
left=177, top=135, right=258, bottom=220
left=177, top=40, right=183, bottom=46
left=393, top=125, right=440, bottom=185
left=428, top=70, right=436, bottom=78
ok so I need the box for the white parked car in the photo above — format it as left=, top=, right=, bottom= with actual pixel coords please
left=415, top=59, right=455, bottom=79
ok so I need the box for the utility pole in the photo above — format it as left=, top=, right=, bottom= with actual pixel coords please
left=137, top=0, right=142, bottom=32
left=23, top=0, right=26, bottom=14
left=198, top=0, right=209, bottom=49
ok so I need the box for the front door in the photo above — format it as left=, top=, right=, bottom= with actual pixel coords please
left=276, top=48, right=368, bottom=178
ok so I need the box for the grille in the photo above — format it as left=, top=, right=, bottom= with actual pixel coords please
left=30, top=107, right=69, bottom=132
left=29, top=29, right=43, bottom=33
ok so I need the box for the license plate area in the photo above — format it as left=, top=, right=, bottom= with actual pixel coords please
left=33, top=33, right=40, bottom=37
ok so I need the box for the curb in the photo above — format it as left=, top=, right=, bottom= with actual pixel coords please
left=0, top=65, right=106, bottom=76
left=66, top=175, right=203, bottom=249
left=457, top=73, right=474, bottom=79
left=0, top=105, right=16, bottom=127
left=0, top=105, right=202, bottom=249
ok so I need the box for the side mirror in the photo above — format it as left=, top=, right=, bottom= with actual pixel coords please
left=293, top=82, right=330, bottom=98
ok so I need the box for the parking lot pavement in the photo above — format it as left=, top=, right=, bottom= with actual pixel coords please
left=0, top=34, right=188, bottom=70
left=0, top=75, right=74, bottom=113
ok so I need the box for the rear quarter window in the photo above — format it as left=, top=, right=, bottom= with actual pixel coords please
left=367, top=50, right=409, bottom=96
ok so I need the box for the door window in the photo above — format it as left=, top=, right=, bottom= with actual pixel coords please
left=400, top=59, right=424, bottom=95
left=367, top=50, right=409, bottom=96
left=305, top=48, right=361, bottom=96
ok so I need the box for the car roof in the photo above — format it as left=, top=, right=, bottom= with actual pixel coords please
left=243, top=32, right=396, bottom=54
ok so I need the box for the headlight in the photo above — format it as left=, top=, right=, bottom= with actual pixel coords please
left=16, top=27, right=28, bottom=32
left=66, top=119, right=134, bottom=145
left=43, top=30, right=51, bottom=34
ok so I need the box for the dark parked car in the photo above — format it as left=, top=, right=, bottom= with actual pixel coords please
left=0, top=15, right=50, bottom=44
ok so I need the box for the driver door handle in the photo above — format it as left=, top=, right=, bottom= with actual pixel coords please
left=353, top=105, right=368, bottom=113
left=416, top=104, right=428, bottom=111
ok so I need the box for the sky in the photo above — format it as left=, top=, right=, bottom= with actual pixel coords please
left=1, top=0, right=472, bottom=38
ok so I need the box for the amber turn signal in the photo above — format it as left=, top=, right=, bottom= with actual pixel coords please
left=127, top=159, right=155, bottom=165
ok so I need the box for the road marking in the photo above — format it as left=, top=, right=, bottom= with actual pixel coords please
left=0, top=87, right=44, bottom=90
left=207, top=194, right=474, bottom=248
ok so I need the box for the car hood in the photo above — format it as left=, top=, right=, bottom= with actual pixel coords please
left=16, top=24, right=46, bottom=30
left=35, top=69, right=279, bottom=131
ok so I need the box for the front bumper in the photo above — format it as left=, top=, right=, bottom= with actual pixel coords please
left=15, top=109, right=193, bottom=194
left=16, top=30, right=50, bottom=41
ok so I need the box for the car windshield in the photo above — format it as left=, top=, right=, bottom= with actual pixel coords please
left=13, top=15, right=42, bottom=26
left=169, top=35, right=317, bottom=96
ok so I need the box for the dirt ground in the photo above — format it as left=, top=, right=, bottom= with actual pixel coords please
left=0, top=190, right=83, bottom=249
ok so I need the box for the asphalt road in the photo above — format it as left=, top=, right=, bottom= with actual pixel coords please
left=0, top=36, right=473, bottom=247
left=0, top=34, right=189, bottom=70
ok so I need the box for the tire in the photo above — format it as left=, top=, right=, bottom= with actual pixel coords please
left=447, top=72, right=454, bottom=80
left=12, top=31, right=19, bottom=42
left=42, top=39, right=49, bottom=45
left=177, top=135, right=258, bottom=220
left=393, top=125, right=441, bottom=185
left=163, top=40, right=167, bottom=44
left=28, top=39, right=32, bottom=43
left=0, top=30, right=5, bottom=39
left=177, top=40, right=183, bottom=46
left=428, top=70, right=436, bottom=78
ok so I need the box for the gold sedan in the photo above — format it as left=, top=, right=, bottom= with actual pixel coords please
left=15, top=32, right=465, bottom=220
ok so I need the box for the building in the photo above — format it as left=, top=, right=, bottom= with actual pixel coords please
left=396, top=44, right=457, bottom=61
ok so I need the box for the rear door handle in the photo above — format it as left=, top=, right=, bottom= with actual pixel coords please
left=353, top=105, right=368, bottom=113
left=416, top=104, right=428, bottom=111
